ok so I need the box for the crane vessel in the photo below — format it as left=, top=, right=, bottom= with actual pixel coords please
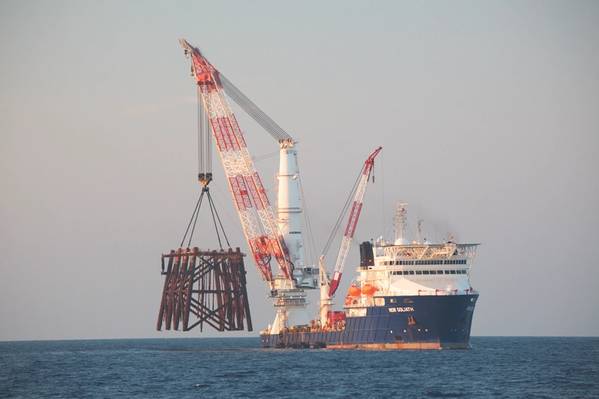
left=177, top=39, right=479, bottom=349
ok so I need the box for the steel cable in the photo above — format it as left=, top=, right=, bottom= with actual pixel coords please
left=321, top=166, right=363, bottom=257
left=181, top=192, right=205, bottom=248
left=220, top=74, right=292, bottom=142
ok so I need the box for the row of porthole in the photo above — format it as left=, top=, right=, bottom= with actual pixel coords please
left=390, top=269, right=467, bottom=276
left=381, top=259, right=467, bottom=266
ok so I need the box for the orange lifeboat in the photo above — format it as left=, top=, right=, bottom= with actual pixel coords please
left=348, top=284, right=361, bottom=297
left=361, top=284, right=377, bottom=296
left=345, top=284, right=362, bottom=306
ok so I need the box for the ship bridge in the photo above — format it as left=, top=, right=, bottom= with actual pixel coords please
left=357, top=242, right=480, bottom=298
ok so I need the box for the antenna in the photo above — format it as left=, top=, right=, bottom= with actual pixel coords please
left=393, top=202, right=408, bottom=245
left=416, top=219, right=424, bottom=244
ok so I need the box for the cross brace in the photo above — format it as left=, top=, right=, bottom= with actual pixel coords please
left=157, top=247, right=252, bottom=332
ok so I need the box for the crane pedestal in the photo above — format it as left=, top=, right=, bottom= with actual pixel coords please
left=266, top=277, right=309, bottom=334
left=156, top=247, right=252, bottom=332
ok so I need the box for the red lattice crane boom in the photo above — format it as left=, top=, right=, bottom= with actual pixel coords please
left=328, top=147, right=382, bottom=297
left=178, top=39, right=293, bottom=285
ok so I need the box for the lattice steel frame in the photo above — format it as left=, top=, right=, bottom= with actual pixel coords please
left=157, top=247, right=252, bottom=332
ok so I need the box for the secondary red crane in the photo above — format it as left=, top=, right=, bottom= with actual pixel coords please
left=327, top=146, right=382, bottom=297
left=317, top=147, right=382, bottom=327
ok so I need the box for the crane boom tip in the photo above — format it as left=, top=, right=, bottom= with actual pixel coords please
left=179, top=38, right=200, bottom=55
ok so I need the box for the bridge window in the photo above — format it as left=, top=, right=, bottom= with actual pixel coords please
left=442, top=259, right=468, bottom=265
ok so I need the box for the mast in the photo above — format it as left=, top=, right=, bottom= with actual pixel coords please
left=277, top=139, right=316, bottom=289
left=394, top=202, right=408, bottom=245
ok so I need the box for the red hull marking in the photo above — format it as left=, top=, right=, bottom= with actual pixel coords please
left=326, top=342, right=442, bottom=350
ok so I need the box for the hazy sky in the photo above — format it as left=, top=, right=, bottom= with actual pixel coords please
left=1, top=0, right=598, bottom=340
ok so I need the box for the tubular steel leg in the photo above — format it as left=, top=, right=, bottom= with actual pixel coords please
left=157, top=250, right=175, bottom=331
left=158, top=248, right=252, bottom=332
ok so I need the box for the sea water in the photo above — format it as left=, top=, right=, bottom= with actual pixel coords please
left=1, top=337, right=598, bottom=398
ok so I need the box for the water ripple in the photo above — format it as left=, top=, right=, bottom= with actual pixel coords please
left=0, top=337, right=598, bottom=398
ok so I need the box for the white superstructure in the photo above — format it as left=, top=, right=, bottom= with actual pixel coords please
left=346, top=204, right=479, bottom=309
left=362, top=241, right=479, bottom=297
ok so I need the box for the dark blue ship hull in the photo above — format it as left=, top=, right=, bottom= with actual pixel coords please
left=260, top=294, right=478, bottom=350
